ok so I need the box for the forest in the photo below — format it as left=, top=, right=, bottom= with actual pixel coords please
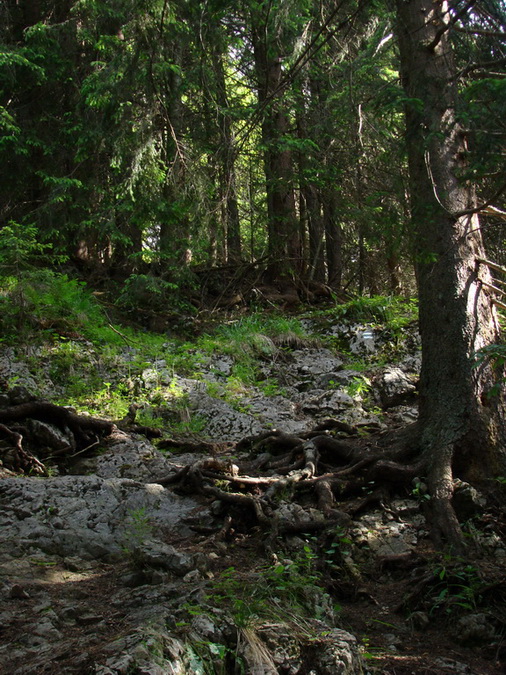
left=1, top=0, right=506, bottom=673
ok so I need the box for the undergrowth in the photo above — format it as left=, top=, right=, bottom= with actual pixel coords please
left=184, top=546, right=336, bottom=631
left=0, top=270, right=417, bottom=429
left=329, top=295, right=417, bottom=328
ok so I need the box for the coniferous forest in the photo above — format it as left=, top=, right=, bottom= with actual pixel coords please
left=1, top=2, right=506, bottom=673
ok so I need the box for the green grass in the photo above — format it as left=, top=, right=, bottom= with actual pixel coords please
left=314, top=295, right=418, bottom=331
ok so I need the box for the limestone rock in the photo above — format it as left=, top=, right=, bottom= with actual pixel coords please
left=134, top=540, right=194, bottom=576
left=452, top=481, right=486, bottom=521
left=0, top=475, right=199, bottom=561
left=454, top=613, right=496, bottom=645
left=377, top=367, right=416, bottom=408
left=26, top=419, right=75, bottom=452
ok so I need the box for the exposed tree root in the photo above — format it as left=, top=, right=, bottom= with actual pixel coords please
left=156, top=420, right=487, bottom=554
left=0, top=423, right=46, bottom=474
left=0, top=395, right=483, bottom=554
left=156, top=425, right=422, bottom=543
left=0, top=401, right=116, bottom=474
left=157, top=438, right=234, bottom=454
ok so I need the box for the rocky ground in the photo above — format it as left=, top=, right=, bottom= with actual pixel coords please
left=0, top=313, right=505, bottom=674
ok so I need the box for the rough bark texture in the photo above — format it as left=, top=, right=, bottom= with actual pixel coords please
left=251, top=12, right=300, bottom=281
left=396, top=0, right=506, bottom=547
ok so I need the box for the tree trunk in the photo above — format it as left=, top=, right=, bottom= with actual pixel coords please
left=296, top=95, right=325, bottom=283
left=251, top=14, right=299, bottom=281
left=158, top=42, right=189, bottom=265
left=395, top=0, right=506, bottom=549
left=323, top=186, right=343, bottom=290
left=210, top=50, right=242, bottom=264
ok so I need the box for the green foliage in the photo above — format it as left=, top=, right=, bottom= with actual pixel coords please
left=116, top=274, right=192, bottom=313
left=328, top=296, right=418, bottom=328
left=204, top=546, right=334, bottom=631
left=428, top=558, right=482, bottom=616
left=183, top=640, right=231, bottom=675
left=0, top=269, right=115, bottom=343
left=322, top=528, right=353, bottom=572
left=212, top=313, right=307, bottom=356
left=411, top=478, right=431, bottom=503
left=121, top=507, right=153, bottom=564
left=346, top=376, right=372, bottom=400
left=461, top=78, right=506, bottom=182
left=188, top=313, right=310, bottom=391
left=0, top=221, right=54, bottom=273
left=82, top=381, right=131, bottom=420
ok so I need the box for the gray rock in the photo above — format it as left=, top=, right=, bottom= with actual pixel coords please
left=255, top=621, right=363, bottom=674
left=290, top=348, right=343, bottom=379
left=26, top=419, right=75, bottom=452
left=302, top=389, right=355, bottom=415
left=310, top=629, right=363, bottom=674
left=0, top=351, right=40, bottom=396
left=377, top=367, right=416, bottom=408
left=134, top=540, right=194, bottom=576
left=195, top=395, right=265, bottom=441
left=454, top=613, right=496, bottom=645
left=190, top=614, right=224, bottom=643
left=141, top=366, right=172, bottom=388
left=350, top=505, right=422, bottom=559
left=316, top=370, right=364, bottom=389
left=388, top=405, right=418, bottom=424
left=452, top=481, right=486, bottom=521
left=32, top=618, right=62, bottom=640
left=350, top=327, right=377, bottom=354
left=0, top=475, right=199, bottom=561
left=432, top=658, right=476, bottom=674
left=206, top=355, right=234, bottom=379
left=76, top=433, right=176, bottom=481
left=95, top=627, right=187, bottom=675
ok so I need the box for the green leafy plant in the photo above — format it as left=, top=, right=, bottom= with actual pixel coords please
left=324, top=296, right=417, bottom=326
left=116, top=273, right=180, bottom=312
left=0, top=267, right=129, bottom=345
left=202, top=547, right=334, bottom=633
left=323, top=527, right=354, bottom=572
left=121, top=507, right=153, bottom=563
left=411, top=478, right=431, bottom=502
left=0, top=221, right=53, bottom=274
left=346, top=375, right=371, bottom=400
left=425, top=558, right=483, bottom=616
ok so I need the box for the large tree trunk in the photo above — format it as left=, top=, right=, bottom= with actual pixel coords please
left=250, top=13, right=300, bottom=282
left=395, top=0, right=506, bottom=548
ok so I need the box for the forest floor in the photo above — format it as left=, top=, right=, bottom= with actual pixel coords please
left=0, top=298, right=505, bottom=674
left=1, top=524, right=504, bottom=674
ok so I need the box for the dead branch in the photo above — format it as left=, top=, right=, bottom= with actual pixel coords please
left=0, top=402, right=115, bottom=444
left=0, top=423, right=46, bottom=475
left=201, top=483, right=271, bottom=524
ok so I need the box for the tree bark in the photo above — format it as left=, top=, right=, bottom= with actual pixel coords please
left=296, top=90, right=325, bottom=283
left=250, top=11, right=300, bottom=281
left=323, top=185, right=343, bottom=290
left=395, top=0, right=506, bottom=548
left=211, top=50, right=242, bottom=264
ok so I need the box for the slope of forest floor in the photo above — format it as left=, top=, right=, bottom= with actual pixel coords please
left=0, top=290, right=505, bottom=674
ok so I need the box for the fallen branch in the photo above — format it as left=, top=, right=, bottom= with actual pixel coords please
left=0, top=423, right=46, bottom=474
left=0, top=402, right=115, bottom=442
